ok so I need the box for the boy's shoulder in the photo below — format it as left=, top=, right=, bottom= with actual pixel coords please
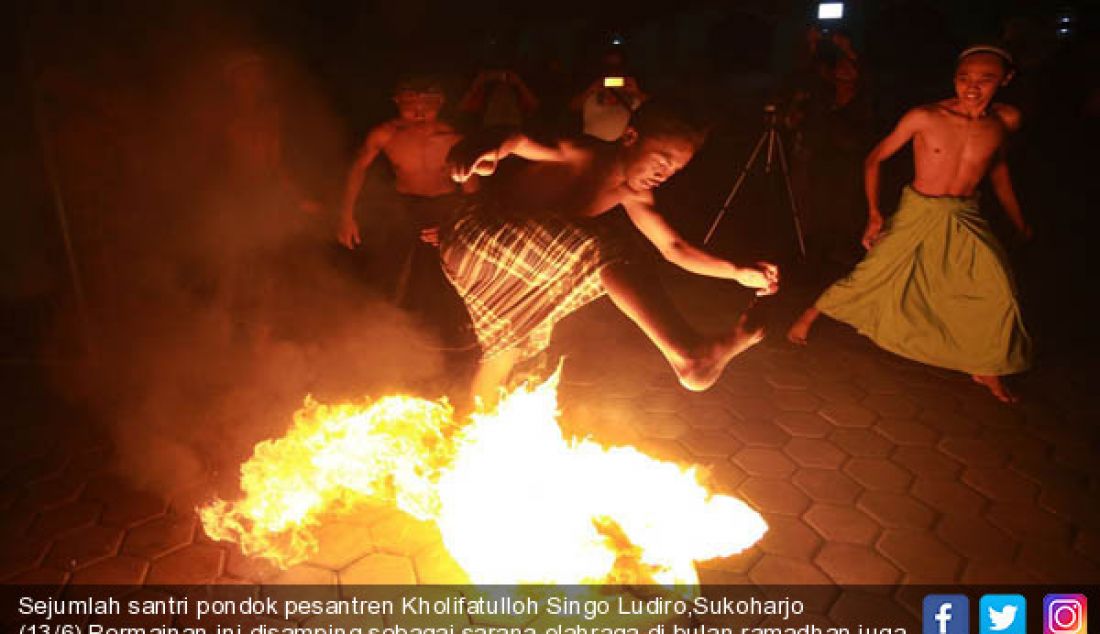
left=991, top=102, right=1022, bottom=132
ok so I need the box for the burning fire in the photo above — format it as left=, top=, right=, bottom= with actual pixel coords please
left=200, top=368, right=767, bottom=584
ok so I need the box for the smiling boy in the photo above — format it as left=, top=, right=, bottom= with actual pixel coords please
left=787, top=46, right=1033, bottom=402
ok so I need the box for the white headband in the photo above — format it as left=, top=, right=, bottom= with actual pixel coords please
left=958, top=45, right=1015, bottom=68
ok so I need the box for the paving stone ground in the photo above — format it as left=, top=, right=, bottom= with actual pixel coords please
left=2, top=271, right=1098, bottom=593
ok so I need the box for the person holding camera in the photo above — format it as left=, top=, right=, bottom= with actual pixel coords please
left=570, top=49, right=648, bottom=142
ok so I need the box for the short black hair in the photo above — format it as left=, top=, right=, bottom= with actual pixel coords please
left=394, top=74, right=445, bottom=95
left=629, top=100, right=708, bottom=148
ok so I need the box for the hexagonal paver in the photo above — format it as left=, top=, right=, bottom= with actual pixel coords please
left=679, top=430, right=742, bottom=458
left=45, top=525, right=124, bottom=570
left=0, top=537, right=50, bottom=581
left=100, top=489, right=170, bottom=528
left=986, top=502, right=1073, bottom=542
left=918, top=411, right=982, bottom=437
left=819, top=402, right=877, bottom=428
left=804, top=504, right=880, bottom=545
left=876, top=418, right=939, bottom=446
left=935, top=514, right=1019, bottom=563
left=810, top=381, right=866, bottom=404
left=748, top=554, right=831, bottom=584
left=962, top=468, right=1039, bottom=503
left=814, top=543, right=901, bottom=584
left=844, top=458, right=913, bottom=492
left=892, top=446, right=962, bottom=479
left=830, top=429, right=894, bottom=457
left=732, top=448, right=797, bottom=478
left=267, top=563, right=337, bottom=585
left=726, top=396, right=782, bottom=423
left=772, top=390, right=822, bottom=412
left=632, top=412, right=689, bottom=440
left=307, top=519, right=376, bottom=570
left=938, top=437, right=1009, bottom=467
left=784, top=438, right=846, bottom=469
left=911, top=479, right=988, bottom=516
left=369, top=514, right=443, bottom=556
left=727, top=421, right=790, bottom=447
left=960, top=560, right=1038, bottom=584
left=1016, top=540, right=1100, bottom=583
left=756, top=515, right=823, bottom=559
left=679, top=404, right=736, bottom=430
left=858, top=491, right=935, bottom=529
left=792, top=470, right=863, bottom=504
left=340, top=553, right=417, bottom=584
left=22, top=475, right=85, bottom=511
left=29, top=500, right=101, bottom=539
left=876, top=530, right=961, bottom=581
left=765, top=371, right=813, bottom=390
left=145, top=543, right=225, bottom=584
left=413, top=544, right=470, bottom=584
left=223, top=547, right=282, bottom=582
left=69, top=555, right=149, bottom=585
left=862, top=393, right=919, bottom=418
left=121, top=514, right=196, bottom=558
left=738, top=478, right=811, bottom=516
left=773, top=412, right=831, bottom=438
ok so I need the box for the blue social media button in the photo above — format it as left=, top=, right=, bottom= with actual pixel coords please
left=925, top=595, right=971, bottom=634
left=981, top=595, right=1026, bottom=634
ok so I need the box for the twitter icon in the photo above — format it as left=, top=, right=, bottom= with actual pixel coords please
left=981, top=595, right=1027, bottom=634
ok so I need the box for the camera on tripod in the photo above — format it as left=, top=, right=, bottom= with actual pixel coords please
left=816, top=2, right=845, bottom=34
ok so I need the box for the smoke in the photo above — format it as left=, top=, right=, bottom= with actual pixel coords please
left=31, top=5, right=452, bottom=496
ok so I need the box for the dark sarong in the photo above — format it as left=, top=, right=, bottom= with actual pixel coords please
left=439, top=207, right=622, bottom=361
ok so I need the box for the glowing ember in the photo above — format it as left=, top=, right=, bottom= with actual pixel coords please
left=200, top=368, right=767, bottom=584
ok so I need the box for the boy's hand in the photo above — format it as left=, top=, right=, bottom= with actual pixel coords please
left=861, top=214, right=884, bottom=250
left=736, top=262, right=780, bottom=296
left=420, top=225, right=440, bottom=247
left=451, top=150, right=498, bottom=183
left=337, top=215, right=360, bottom=249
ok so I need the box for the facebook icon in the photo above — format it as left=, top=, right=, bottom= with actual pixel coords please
left=924, top=595, right=970, bottom=634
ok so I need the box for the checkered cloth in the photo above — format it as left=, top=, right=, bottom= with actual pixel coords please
left=440, top=207, right=621, bottom=361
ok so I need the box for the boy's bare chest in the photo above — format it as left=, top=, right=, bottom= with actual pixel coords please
left=384, top=130, right=457, bottom=169
left=917, top=114, right=1004, bottom=165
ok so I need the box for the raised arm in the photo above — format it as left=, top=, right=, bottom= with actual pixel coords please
left=861, top=108, right=924, bottom=247
left=338, top=124, right=392, bottom=249
left=624, top=193, right=778, bottom=295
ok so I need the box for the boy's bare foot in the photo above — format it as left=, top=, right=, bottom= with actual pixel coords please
left=972, top=375, right=1019, bottom=404
left=675, top=314, right=765, bottom=392
left=786, top=308, right=818, bottom=345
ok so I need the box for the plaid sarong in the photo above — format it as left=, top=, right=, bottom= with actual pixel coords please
left=440, top=208, right=620, bottom=360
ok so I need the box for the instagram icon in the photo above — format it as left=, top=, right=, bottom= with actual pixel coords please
left=1045, top=594, right=1087, bottom=634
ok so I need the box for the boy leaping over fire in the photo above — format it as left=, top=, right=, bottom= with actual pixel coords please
left=441, top=102, right=780, bottom=404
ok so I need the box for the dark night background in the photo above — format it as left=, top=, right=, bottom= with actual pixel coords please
left=1, top=0, right=1097, bottom=491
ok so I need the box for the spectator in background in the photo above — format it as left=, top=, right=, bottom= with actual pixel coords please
left=457, top=37, right=540, bottom=131
left=570, top=48, right=648, bottom=141
left=787, top=28, right=873, bottom=273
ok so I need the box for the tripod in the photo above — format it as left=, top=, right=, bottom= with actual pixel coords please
left=704, top=104, right=806, bottom=257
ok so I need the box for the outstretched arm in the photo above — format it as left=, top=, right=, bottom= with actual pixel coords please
left=338, top=124, right=391, bottom=248
left=862, top=108, right=923, bottom=247
left=450, top=133, right=568, bottom=182
left=624, top=193, right=778, bottom=295
left=988, top=149, right=1031, bottom=240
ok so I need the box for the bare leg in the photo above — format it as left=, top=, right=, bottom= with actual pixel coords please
left=471, top=348, right=523, bottom=408
left=599, top=261, right=764, bottom=392
left=787, top=306, right=821, bottom=345
left=972, top=375, right=1019, bottom=404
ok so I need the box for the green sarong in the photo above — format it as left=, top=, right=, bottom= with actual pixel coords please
left=816, top=186, right=1031, bottom=376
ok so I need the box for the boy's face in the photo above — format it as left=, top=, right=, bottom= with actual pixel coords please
left=621, top=135, right=696, bottom=192
left=393, top=90, right=444, bottom=123
left=954, top=53, right=1009, bottom=109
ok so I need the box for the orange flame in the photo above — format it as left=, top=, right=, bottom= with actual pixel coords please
left=200, top=368, right=767, bottom=583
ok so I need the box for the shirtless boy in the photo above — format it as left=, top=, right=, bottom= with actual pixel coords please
left=787, top=46, right=1033, bottom=402
left=338, top=76, right=473, bottom=340
left=443, top=102, right=780, bottom=404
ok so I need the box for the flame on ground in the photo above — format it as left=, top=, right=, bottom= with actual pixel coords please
left=199, top=368, right=767, bottom=584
